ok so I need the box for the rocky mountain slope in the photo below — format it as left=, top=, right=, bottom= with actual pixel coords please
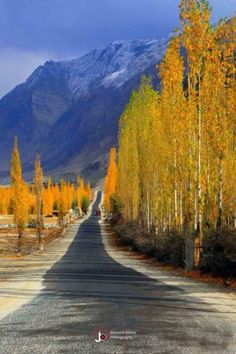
left=0, top=38, right=169, bottom=184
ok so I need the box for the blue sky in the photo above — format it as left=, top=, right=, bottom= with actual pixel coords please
left=0, top=0, right=235, bottom=97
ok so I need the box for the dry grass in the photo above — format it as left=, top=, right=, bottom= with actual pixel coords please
left=0, top=227, right=62, bottom=257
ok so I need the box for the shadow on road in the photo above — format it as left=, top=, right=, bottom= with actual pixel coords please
left=42, top=192, right=184, bottom=302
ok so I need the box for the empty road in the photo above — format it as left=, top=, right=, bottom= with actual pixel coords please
left=0, top=192, right=235, bottom=353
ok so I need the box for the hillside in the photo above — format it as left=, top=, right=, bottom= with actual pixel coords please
left=0, top=38, right=169, bottom=184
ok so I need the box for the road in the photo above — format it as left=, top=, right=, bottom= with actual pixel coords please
left=0, top=192, right=235, bottom=354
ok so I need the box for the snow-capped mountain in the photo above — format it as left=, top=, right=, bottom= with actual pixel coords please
left=0, top=38, right=169, bottom=184
left=28, top=38, right=168, bottom=96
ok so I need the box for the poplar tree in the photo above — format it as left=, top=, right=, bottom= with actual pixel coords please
left=179, top=0, right=212, bottom=262
left=59, top=179, right=67, bottom=225
left=115, top=0, right=236, bottom=269
left=77, top=176, right=84, bottom=211
left=34, top=155, right=44, bottom=242
left=0, top=187, right=12, bottom=214
left=10, top=137, right=29, bottom=238
left=104, top=147, right=118, bottom=211
left=11, top=137, right=22, bottom=186
left=42, top=177, right=54, bottom=216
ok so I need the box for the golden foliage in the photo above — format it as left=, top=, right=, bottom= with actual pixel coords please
left=0, top=187, right=12, bottom=214
left=10, top=138, right=30, bottom=237
left=42, top=178, right=54, bottom=216
left=115, top=1, right=236, bottom=240
left=1, top=139, right=93, bottom=236
left=76, top=177, right=92, bottom=211
left=104, top=147, right=118, bottom=211
left=34, top=155, right=44, bottom=240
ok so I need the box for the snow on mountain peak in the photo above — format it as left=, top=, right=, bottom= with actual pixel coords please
left=27, top=37, right=169, bottom=97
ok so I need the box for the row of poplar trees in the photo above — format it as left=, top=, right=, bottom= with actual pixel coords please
left=2, top=137, right=92, bottom=240
left=105, top=0, right=236, bottom=265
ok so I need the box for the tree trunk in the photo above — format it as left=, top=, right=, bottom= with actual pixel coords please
left=147, top=192, right=150, bottom=232
left=217, top=154, right=223, bottom=229
left=194, top=186, right=198, bottom=231
left=196, top=73, right=203, bottom=265
left=179, top=190, right=183, bottom=231
left=36, top=197, right=43, bottom=243
left=18, top=227, right=23, bottom=239
left=174, top=149, right=178, bottom=227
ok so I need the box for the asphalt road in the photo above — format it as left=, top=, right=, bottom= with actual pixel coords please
left=0, top=192, right=235, bottom=354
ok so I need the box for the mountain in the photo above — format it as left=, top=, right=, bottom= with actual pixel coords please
left=0, top=38, right=169, bottom=185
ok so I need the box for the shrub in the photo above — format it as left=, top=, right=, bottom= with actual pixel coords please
left=114, top=222, right=185, bottom=267
left=112, top=219, right=236, bottom=278
left=200, top=228, right=236, bottom=277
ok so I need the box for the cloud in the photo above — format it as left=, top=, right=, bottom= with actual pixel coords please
left=0, top=47, right=57, bottom=97
left=0, top=0, right=234, bottom=98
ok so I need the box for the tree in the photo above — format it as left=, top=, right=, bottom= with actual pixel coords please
left=104, top=147, right=118, bottom=211
left=11, top=137, right=22, bottom=186
left=85, top=182, right=92, bottom=201
left=12, top=183, right=30, bottom=239
left=115, top=0, right=236, bottom=270
left=10, top=137, right=29, bottom=238
left=117, top=78, right=158, bottom=226
left=58, top=179, right=67, bottom=226
left=180, top=0, right=212, bottom=263
left=42, top=177, right=54, bottom=216
left=104, top=147, right=117, bottom=210
left=0, top=187, right=12, bottom=214
left=159, top=36, right=186, bottom=230
left=76, top=177, right=92, bottom=215
left=34, top=155, right=44, bottom=242
left=51, top=183, right=60, bottom=210
left=77, top=176, right=84, bottom=212
left=81, top=196, right=90, bottom=214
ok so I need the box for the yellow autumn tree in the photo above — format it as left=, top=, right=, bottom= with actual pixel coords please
left=42, top=177, right=54, bottom=216
left=76, top=176, right=84, bottom=211
left=115, top=0, right=236, bottom=270
left=58, top=179, right=67, bottom=222
left=104, top=147, right=117, bottom=211
left=34, top=155, right=44, bottom=242
left=10, top=137, right=30, bottom=238
left=0, top=187, right=12, bottom=214
left=117, top=78, right=158, bottom=226
left=179, top=0, right=213, bottom=261
left=117, top=91, right=141, bottom=222
left=51, top=183, right=60, bottom=211
left=85, top=182, right=92, bottom=202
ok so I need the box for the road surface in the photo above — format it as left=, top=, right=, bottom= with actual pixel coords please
left=0, top=192, right=235, bottom=353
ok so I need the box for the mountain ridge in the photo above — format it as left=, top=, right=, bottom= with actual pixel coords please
left=0, top=37, right=169, bottom=184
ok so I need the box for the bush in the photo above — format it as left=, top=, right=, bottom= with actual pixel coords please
left=112, top=219, right=236, bottom=278
left=200, top=228, right=236, bottom=278
left=114, top=223, right=185, bottom=267
left=153, top=231, right=185, bottom=267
